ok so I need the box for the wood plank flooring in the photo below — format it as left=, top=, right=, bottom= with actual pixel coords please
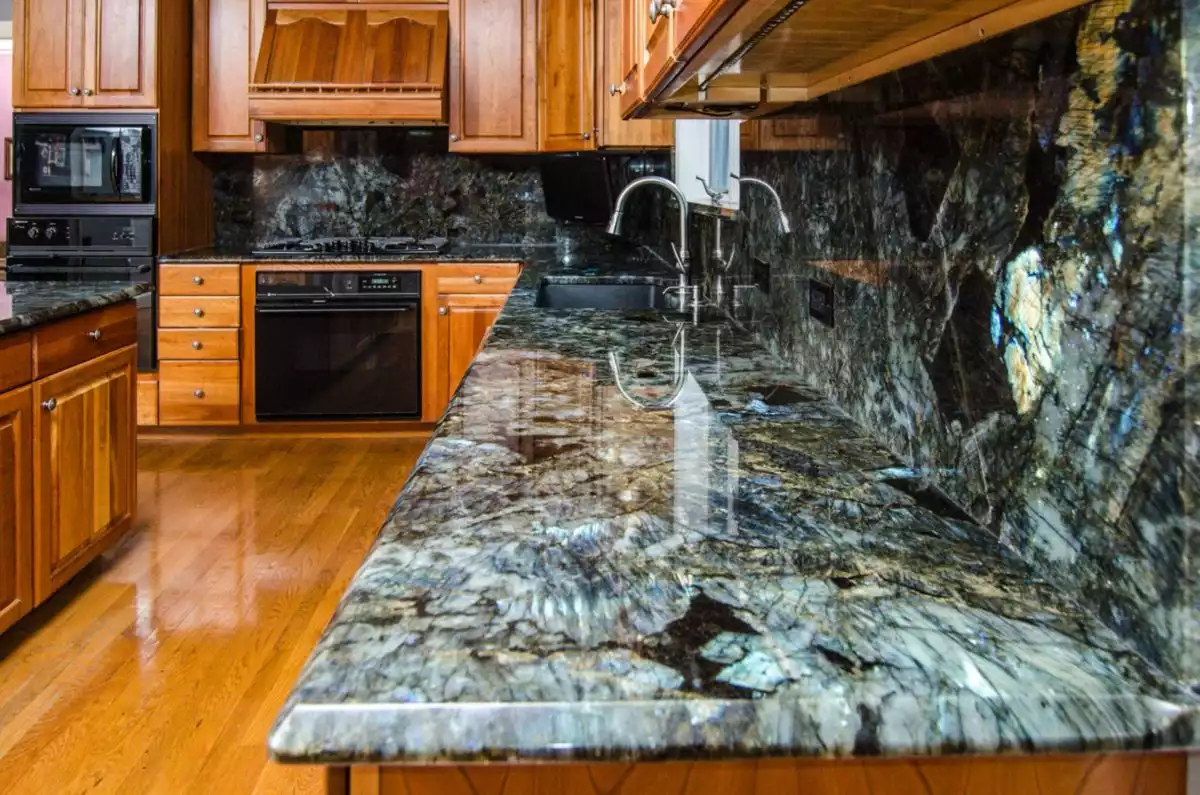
left=0, top=436, right=428, bottom=795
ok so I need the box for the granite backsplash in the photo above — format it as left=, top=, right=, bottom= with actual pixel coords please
left=728, top=0, right=1197, bottom=685
left=210, top=128, right=672, bottom=252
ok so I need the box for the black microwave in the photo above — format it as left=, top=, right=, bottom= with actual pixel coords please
left=13, top=113, right=156, bottom=216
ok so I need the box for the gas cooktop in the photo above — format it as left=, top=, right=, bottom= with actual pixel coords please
left=252, top=236, right=450, bottom=257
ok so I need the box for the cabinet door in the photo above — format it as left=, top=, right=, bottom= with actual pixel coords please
left=435, top=295, right=505, bottom=412
left=83, top=0, right=157, bottom=107
left=32, top=345, right=136, bottom=605
left=618, top=0, right=645, bottom=116
left=448, top=0, right=538, bottom=153
left=539, top=0, right=595, bottom=151
left=0, top=387, right=33, bottom=636
left=14, top=0, right=86, bottom=108
left=599, top=0, right=672, bottom=148
left=194, top=0, right=277, bottom=152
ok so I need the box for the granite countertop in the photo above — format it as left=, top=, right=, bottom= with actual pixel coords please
left=0, top=278, right=151, bottom=337
left=158, top=242, right=564, bottom=264
left=267, top=241, right=1197, bottom=765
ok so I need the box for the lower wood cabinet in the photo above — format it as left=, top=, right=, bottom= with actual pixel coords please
left=0, top=385, right=33, bottom=635
left=434, top=294, right=507, bottom=413
left=158, top=361, right=241, bottom=426
left=31, top=345, right=137, bottom=605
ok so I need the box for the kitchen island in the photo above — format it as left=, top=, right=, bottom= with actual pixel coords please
left=264, top=245, right=1195, bottom=794
left=0, top=279, right=146, bottom=635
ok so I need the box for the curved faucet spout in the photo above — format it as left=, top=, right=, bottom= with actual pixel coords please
left=732, top=174, right=791, bottom=234
left=606, top=176, right=690, bottom=273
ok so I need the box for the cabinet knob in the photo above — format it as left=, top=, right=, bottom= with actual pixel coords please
left=254, top=134, right=264, bottom=143
left=86, top=328, right=102, bottom=341
left=582, top=132, right=591, bottom=141
left=192, top=340, right=203, bottom=350
left=193, top=275, right=204, bottom=285
left=69, top=87, right=81, bottom=96
left=82, top=88, right=94, bottom=96
left=449, top=133, right=459, bottom=142
left=609, top=83, right=626, bottom=96
left=473, top=274, right=483, bottom=284
left=193, top=308, right=205, bottom=317
left=438, top=307, right=448, bottom=315
left=42, top=397, right=57, bottom=412
left=194, top=388, right=205, bottom=399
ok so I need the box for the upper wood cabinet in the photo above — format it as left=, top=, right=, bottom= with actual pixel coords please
left=15, top=0, right=156, bottom=108
left=539, top=0, right=596, bottom=151
left=0, top=385, right=33, bottom=636
left=32, top=345, right=137, bottom=605
left=626, top=0, right=1096, bottom=117
left=194, top=0, right=280, bottom=152
left=448, top=0, right=538, bottom=153
left=598, top=0, right=672, bottom=149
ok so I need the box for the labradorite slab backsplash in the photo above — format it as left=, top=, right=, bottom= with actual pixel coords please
left=726, top=0, right=1197, bottom=685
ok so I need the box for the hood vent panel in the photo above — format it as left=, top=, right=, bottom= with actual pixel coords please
left=249, top=9, right=448, bottom=124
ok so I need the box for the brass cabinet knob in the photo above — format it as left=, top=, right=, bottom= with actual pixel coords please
left=83, top=88, right=93, bottom=96
left=193, top=308, right=204, bottom=317
left=192, top=340, right=203, bottom=350
left=86, top=329, right=102, bottom=341
left=449, top=133, right=459, bottom=142
left=438, top=307, right=448, bottom=315
left=609, top=83, right=625, bottom=96
left=69, top=87, right=81, bottom=96
left=582, top=132, right=591, bottom=141
left=194, top=389, right=205, bottom=399
left=254, top=134, right=264, bottom=142
left=193, top=275, right=204, bottom=285
left=42, top=397, right=57, bottom=411
left=473, top=274, right=483, bottom=284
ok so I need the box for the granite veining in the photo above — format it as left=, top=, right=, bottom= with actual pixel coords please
left=267, top=242, right=1197, bottom=764
left=0, top=279, right=150, bottom=336
left=727, top=0, right=1198, bottom=689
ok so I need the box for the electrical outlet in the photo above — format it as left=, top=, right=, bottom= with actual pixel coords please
left=809, top=279, right=834, bottom=327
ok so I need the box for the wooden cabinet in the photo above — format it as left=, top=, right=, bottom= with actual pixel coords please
left=599, top=0, right=672, bottom=148
left=539, top=0, right=596, bottom=151
left=448, top=0, right=539, bottom=153
left=32, top=345, right=136, bottom=604
left=0, top=386, right=34, bottom=636
left=158, top=361, right=240, bottom=426
left=422, top=263, right=520, bottom=421
left=193, top=0, right=279, bottom=152
left=15, top=0, right=156, bottom=108
left=741, top=116, right=847, bottom=151
left=435, top=295, right=506, bottom=413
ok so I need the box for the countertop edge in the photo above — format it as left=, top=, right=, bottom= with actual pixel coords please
left=0, top=282, right=152, bottom=337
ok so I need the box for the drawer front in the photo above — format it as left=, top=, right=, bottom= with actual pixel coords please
left=32, top=302, right=138, bottom=379
left=436, top=265, right=521, bottom=295
left=159, top=296, right=241, bottom=328
left=0, top=332, right=33, bottom=392
left=158, top=329, right=240, bottom=360
left=158, top=264, right=241, bottom=296
left=158, top=361, right=240, bottom=425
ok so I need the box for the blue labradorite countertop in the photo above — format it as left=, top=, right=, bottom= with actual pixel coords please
left=267, top=241, right=1196, bottom=765
left=0, top=278, right=151, bottom=336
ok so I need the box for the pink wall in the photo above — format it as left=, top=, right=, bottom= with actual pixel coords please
left=0, top=51, right=11, bottom=237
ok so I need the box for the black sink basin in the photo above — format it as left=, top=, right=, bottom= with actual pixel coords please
left=535, top=281, right=670, bottom=310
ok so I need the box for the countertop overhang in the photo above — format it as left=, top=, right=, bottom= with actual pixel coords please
left=0, top=280, right=151, bottom=337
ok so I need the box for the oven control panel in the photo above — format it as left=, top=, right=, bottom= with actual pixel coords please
left=7, top=217, right=154, bottom=253
left=257, top=270, right=421, bottom=298
left=358, top=273, right=407, bottom=292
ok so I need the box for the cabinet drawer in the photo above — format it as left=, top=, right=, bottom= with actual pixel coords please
left=436, top=265, right=521, bottom=294
left=32, top=302, right=138, bottom=379
left=159, top=297, right=241, bottom=328
left=0, top=332, right=32, bottom=393
left=158, top=362, right=240, bottom=425
left=159, top=264, right=241, bottom=296
left=158, top=329, right=240, bottom=360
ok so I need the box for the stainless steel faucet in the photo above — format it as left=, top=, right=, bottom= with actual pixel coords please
left=731, top=174, right=791, bottom=233
left=606, top=176, right=691, bottom=294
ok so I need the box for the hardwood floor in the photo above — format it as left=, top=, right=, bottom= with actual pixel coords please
left=0, top=435, right=428, bottom=795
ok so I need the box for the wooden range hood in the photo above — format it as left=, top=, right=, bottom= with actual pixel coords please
left=249, top=7, right=448, bottom=124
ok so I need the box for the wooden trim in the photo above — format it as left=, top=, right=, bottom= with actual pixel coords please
left=239, top=265, right=257, bottom=425
left=136, top=371, right=158, bottom=426
left=247, top=94, right=445, bottom=122
left=420, top=267, right=441, bottom=422
left=348, top=766, right=381, bottom=795
left=139, top=422, right=434, bottom=439
left=0, top=384, right=33, bottom=636
left=0, top=332, right=33, bottom=394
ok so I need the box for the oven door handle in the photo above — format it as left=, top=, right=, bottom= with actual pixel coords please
left=255, top=304, right=417, bottom=314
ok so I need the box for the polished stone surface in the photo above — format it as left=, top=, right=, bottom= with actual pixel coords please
left=0, top=279, right=150, bottom=336
left=267, top=243, right=1197, bottom=764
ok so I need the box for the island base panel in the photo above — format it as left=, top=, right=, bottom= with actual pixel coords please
left=333, top=753, right=1186, bottom=795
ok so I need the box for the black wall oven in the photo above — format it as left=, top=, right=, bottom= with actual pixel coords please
left=255, top=271, right=422, bottom=421
left=13, top=113, right=156, bottom=216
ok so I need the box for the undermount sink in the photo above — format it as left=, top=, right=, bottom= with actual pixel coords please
left=535, top=281, right=670, bottom=310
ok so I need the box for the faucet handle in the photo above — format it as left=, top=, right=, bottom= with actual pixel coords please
left=669, top=241, right=687, bottom=272
left=695, top=175, right=727, bottom=204
left=721, top=244, right=738, bottom=272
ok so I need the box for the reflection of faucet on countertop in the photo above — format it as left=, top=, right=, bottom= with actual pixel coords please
left=608, top=322, right=689, bottom=411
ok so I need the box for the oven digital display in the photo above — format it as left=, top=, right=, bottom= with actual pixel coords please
left=360, top=274, right=399, bottom=290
